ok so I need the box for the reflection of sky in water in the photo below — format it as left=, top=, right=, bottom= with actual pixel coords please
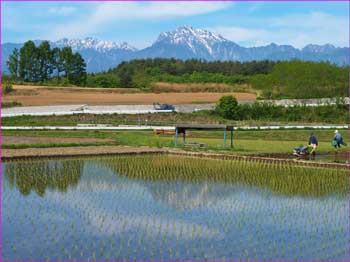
left=2, top=160, right=348, bottom=260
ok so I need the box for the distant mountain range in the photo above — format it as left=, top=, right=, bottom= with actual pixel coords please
left=2, top=26, right=348, bottom=73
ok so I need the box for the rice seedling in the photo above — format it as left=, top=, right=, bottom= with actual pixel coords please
left=2, top=155, right=348, bottom=260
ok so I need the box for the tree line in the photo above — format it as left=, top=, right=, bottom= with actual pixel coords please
left=90, top=58, right=346, bottom=99
left=215, top=95, right=347, bottom=123
left=112, top=58, right=275, bottom=76
left=7, top=40, right=87, bottom=86
left=108, top=58, right=275, bottom=88
left=6, top=51, right=347, bottom=99
left=250, top=60, right=347, bottom=99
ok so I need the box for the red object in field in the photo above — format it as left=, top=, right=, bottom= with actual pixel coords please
left=154, top=129, right=175, bottom=135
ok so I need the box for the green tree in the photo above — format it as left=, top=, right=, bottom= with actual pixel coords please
left=6, top=48, right=19, bottom=78
left=117, top=62, right=133, bottom=87
left=52, top=47, right=63, bottom=79
left=60, top=46, right=74, bottom=81
left=19, top=40, right=38, bottom=81
left=215, top=95, right=239, bottom=119
left=38, top=41, right=53, bottom=81
left=68, top=53, right=86, bottom=86
left=7, top=40, right=87, bottom=86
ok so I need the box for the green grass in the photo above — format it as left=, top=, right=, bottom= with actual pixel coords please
left=2, top=142, right=115, bottom=150
left=1, top=101, right=22, bottom=108
left=3, top=129, right=347, bottom=155
left=189, top=129, right=348, bottom=142
left=2, top=111, right=346, bottom=127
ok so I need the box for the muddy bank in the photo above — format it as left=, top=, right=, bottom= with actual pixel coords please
left=255, top=152, right=349, bottom=163
left=2, top=136, right=114, bottom=145
left=1, top=146, right=166, bottom=161
left=2, top=146, right=348, bottom=169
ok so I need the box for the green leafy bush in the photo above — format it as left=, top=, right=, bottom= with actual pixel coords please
left=3, top=82, right=13, bottom=94
left=214, top=95, right=347, bottom=123
left=215, top=95, right=239, bottom=119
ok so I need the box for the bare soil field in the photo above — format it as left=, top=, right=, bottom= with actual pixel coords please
left=2, top=136, right=114, bottom=145
left=150, top=82, right=254, bottom=93
left=8, top=85, right=140, bottom=93
left=3, top=85, right=256, bottom=106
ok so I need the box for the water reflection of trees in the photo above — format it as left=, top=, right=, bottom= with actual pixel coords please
left=99, top=155, right=347, bottom=198
left=4, top=160, right=84, bottom=197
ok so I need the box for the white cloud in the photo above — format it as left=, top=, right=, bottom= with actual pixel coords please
left=270, top=11, right=347, bottom=29
left=49, top=2, right=232, bottom=40
left=92, top=1, right=231, bottom=21
left=208, top=12, right=348, bottom=48
left=248, top=2, right=264, bottom=13
left=207, top=26, right=271, bottom=46
left=48, top=6, right=76, bottom=16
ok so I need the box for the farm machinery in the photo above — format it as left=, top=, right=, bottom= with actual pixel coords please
left=153, top=102, right=175, bottom=111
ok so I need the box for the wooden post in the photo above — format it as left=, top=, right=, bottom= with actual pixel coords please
left=183, top=130, right=186, bottom=144
left=174, top=128, right=178, bottom=147
left=224, top=128, right=227, bottom=148
left=230, top=129, right=233, bottom=148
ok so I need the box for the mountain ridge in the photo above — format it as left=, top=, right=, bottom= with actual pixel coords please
left=3, top=26, right=348, bottom=73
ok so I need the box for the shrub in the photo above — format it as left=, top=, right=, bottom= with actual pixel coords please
left=215, top=95, right=239, bottom=120
left=3, top=82, right=13, bottom=94
left=1, top=101, right=22, bottom=108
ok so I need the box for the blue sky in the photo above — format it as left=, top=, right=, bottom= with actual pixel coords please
left=3, top=1, right=349, bottom=49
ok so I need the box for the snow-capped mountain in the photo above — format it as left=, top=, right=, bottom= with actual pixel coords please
left=2, top=26, right=348, bottom=73
left=138, top=26, right=239, bottom=60
left=302, top=44, right=336, bottom=53
left=50, top=38, right=137, bottom=72
left=137, top=26, right=348, bottom=64
left=54, top=37, right=137, bottom=52
left=155, top=26, right=227, bottom=55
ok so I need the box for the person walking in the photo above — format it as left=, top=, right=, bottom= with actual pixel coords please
left=308, top=132, right=318, bottom=156
left=333, top=130, right=343, bottom=148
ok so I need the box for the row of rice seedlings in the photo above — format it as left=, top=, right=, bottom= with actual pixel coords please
left=97, top=154, right=347, bottom=198
left=3, top=155, right=348, bottom=260
left=102, top=156, right=348, bottom=260
left=4, top=155, right=346, bottom=198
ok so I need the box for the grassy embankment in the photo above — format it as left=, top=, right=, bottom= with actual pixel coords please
left=3, top=106, right=347, bottom=127
left=3, top=129, right=347, bottom=156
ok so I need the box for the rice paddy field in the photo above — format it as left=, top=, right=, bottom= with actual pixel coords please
left=2, top=154, right=348, bottom=260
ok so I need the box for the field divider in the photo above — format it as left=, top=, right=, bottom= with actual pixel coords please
left=164, top=149, right=349, bottom=170
left=1, top=125, right=348, bottom=130
left=2, top=146, right=348, bottom=169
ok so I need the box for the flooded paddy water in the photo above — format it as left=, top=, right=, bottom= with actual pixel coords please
left=2, top=155, right=348, bottom=260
